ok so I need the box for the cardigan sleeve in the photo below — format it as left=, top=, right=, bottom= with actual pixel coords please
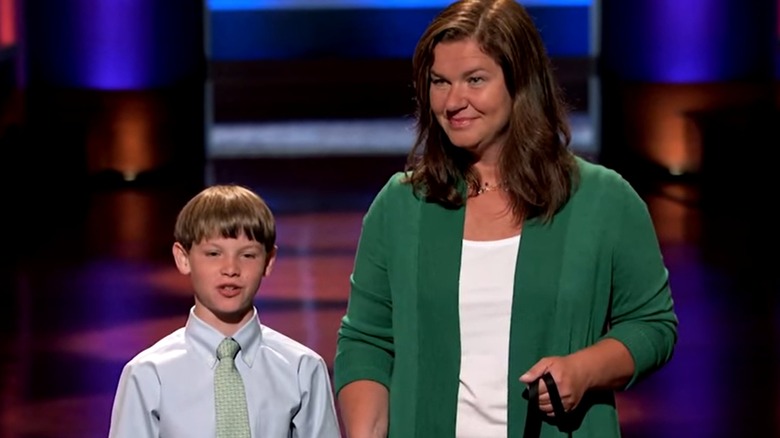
left=333, top=174, right=400, bottom=394
left=603, top=176, right=679, bottom=388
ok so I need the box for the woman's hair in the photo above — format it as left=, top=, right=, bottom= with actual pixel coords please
left=406, top=0, right=578, bottom=222
left=174, top=184, right=276, bottom=252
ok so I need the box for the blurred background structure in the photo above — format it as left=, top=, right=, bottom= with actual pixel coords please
left=0, top=0, right=778, bottom=436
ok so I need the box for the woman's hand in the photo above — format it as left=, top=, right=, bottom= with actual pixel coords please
left=519, top=355, right=587, bottom=416
left=519, top=338, right=635, bottom=417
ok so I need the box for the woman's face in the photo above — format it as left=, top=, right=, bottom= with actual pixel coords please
left=429, top=37, right=512, bottom=156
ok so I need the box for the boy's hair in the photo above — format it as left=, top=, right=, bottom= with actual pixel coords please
left=174, top=184, right=276, bottom=253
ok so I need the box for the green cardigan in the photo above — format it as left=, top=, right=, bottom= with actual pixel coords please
left=334, top=157, right=678, bottom=437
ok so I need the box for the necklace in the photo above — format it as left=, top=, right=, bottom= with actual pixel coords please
left=474, top=181, right=508, bottom=196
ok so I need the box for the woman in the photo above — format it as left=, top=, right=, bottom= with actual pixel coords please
left=334, top=1, right=678, bottom=437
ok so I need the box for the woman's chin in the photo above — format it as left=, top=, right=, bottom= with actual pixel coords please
left=448, top=138, right=479, bottom=150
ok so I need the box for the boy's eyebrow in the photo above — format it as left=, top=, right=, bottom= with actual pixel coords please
left=197, top=239, right=263, bottom=249
left=238, top=244, right=264, bottom=251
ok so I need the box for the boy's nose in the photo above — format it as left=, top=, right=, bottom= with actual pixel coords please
left=221, top=260, right=240, bottom=276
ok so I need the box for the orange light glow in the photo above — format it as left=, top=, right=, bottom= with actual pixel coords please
left=86, top=93, right=167, bottom=177
left=620, top=83, right=768, bottom=174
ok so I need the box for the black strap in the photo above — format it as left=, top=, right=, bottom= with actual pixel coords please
left=524, top=372, right=569, bottom=437
left=541, top=372, right=568, bottom=420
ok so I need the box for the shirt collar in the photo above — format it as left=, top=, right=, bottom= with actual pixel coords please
left=184, top=306, right=264, bottom=369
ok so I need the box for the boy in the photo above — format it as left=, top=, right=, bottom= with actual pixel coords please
left=108, top=184, right=341, bottom=437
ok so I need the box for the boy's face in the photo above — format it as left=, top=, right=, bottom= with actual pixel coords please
left=172, top=233, right=276, bottom=334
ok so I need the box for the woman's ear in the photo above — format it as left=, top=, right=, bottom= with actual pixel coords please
left=172, top=242, right=191, bottom=275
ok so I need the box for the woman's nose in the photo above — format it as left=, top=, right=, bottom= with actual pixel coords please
left=444, top=84, right=468, bottom=112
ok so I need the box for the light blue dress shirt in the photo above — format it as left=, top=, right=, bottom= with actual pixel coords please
left=108, top=307, right=341, bottom=437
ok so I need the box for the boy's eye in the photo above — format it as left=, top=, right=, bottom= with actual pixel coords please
left=243, top=253, right=258, bottom=259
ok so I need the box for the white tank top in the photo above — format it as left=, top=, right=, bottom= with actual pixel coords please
left=455, top=234, right=520, bottom=438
